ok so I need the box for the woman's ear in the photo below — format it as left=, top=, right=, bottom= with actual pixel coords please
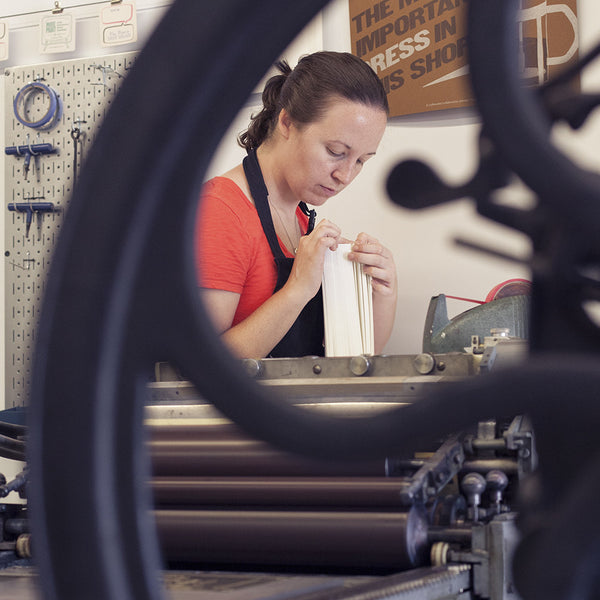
left=277, top=108, right=293, bottom=140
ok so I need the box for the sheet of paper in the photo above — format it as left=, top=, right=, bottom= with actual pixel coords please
left=100, top=1, right=138, bottom=47
left=40, top=13, right=76, bottom=54
left=322, top=244, right=374, bottom=357
left=0, top=22, right=8, bottom=62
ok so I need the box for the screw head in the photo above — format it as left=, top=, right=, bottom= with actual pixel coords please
left=350, top=355, right=371, bottom=376
left=413, top=353, right=435, bottom=375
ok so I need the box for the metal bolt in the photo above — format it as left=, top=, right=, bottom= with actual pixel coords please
left=241, top=358, right=262, bottom=378
left=518, top=447, right=531, bottom=459
left=413, top=353, right=435, bottom=375
left=312, top=364, right=322, bottom=375
left=350, top=355, right=371, bottom=376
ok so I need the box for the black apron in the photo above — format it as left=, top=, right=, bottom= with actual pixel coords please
left=243, top=148, right=324, bottom=357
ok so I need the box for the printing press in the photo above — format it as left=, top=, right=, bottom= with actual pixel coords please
left=0, top=344, right=531, bottom=599
left=139, top=333, right=530, bottom=598
left=0, top=334, right=532, bottom=599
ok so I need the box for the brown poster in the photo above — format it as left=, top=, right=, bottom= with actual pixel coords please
left=349, top=0, right=579, bottom=117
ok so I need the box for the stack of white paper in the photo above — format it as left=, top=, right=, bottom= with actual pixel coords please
left=322, top=243, right=374, bottom=357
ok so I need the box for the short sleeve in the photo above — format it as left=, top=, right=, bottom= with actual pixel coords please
left=196, top=181, right=252, bottom=294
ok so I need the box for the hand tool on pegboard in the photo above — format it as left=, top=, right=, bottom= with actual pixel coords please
left=5, top=141, right=57, bottom=180
left=8, top=201, right=55, bottom=239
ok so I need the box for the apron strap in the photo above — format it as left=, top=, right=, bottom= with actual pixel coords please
left=242, top=148, right=286, bottom=259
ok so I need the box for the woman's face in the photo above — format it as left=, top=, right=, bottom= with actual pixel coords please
left=279, top=97, right=388, bottom=207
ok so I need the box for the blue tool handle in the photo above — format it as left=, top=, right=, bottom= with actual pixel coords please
left=4, top=143, right=56, bottom=156
left=8, top=202, right=55, bottom=212
left=8, top=202, right=54, bottom=238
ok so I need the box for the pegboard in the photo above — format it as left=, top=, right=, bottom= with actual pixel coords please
left=4, top=51, right=137, bottom=408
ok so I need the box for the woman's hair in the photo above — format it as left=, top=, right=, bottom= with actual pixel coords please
left=238, top=51, right=388, bottom=151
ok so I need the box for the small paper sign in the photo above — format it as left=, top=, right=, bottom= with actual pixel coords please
left=0, top=22, right=8, bottom=62
left=40, top=13, right=76, bottom=54
left=100, top=2, right=138, bottom=47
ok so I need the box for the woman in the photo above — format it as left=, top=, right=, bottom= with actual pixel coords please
left=195, top=51, right=397, bottom=358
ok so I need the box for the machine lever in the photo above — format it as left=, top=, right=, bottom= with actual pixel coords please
left=461, top=472, right=486, bottom=522
left=386, top=134, right=510, bottom=210
left=0, top=470, right=27, bottom=498
left=486, top=469, right=509, bottom=515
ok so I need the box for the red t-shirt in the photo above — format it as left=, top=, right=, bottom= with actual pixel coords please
left=195, top=177, right=308, bottom=326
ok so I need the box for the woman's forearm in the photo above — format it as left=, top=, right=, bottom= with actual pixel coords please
left=373, top=289, right=397, bottom=354
left=220, top=285, right=309, bottom=358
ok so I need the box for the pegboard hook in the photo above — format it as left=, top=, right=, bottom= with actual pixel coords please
left=52, top=2, right=63, bottom=14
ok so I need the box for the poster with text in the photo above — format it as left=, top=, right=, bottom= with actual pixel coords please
left=349, top=0, right=579, bottom=117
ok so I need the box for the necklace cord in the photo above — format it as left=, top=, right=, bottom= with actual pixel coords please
left=269, top=198, right=301, bottom=254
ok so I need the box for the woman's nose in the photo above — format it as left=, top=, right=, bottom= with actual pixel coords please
left=333, top=162, right=355, bottom=185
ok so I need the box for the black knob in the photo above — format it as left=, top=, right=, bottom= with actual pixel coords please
left=461, top=472, right=486, bottom=521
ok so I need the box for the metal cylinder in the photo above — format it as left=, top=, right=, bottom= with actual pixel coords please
left=462, top=458, right=517, bottom=474
left=155, top=506, right=429, bottom=570
left=152, top=476, right=409, bottom=508
left=4, top=517, right=29, bottom=536
left=149, top=439, right=385, bottom=477
left=147, top=421, right=248, bottom=443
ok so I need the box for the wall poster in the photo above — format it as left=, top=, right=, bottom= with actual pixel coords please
left=349, top=0, right=579, bottom=117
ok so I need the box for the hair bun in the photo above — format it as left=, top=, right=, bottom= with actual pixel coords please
left=238, top=51, right=388, bottom=151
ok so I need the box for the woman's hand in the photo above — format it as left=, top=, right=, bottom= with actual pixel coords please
left=347, top=232, right=398, bottom=352
left=348, top=232, right=397, bottom=297
left=285, top=218, right=342, bottom=302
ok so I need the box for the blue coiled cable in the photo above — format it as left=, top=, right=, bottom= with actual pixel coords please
left=13, top=81, right=62, bottom=130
